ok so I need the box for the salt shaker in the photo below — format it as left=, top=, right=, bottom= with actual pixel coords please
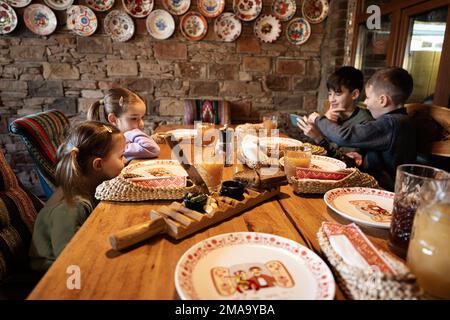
left=219, top=124, right=233, bottom=167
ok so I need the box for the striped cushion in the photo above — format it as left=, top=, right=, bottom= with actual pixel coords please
left=184, top=100, right=231, bottom=125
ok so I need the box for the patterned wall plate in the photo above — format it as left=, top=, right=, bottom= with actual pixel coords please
left=233, top=0, right=262, bottom=22
left=254, top=14, right=281, bottom=43
left=271, top=0, right=296, bottom=21
left=85, top=0, right=115, bottom=12
left=146, top=9, right=175, bottom=40
left=163, top=0, right=190, bottom=16
left=180, top=11, right=207, bottom=41
left=23, top=4, right=57, bottom=36
left=122, top=0, right=154, bottom=18
left=302, top=0, right=329, bottom=24
left=197, top=0, right=224, bottom=18
left=104, top=10, right=134, bottom=42
left=5, top=0, right=31, bottom=8
left=67, top=5, right=98, bottom=37
left=214, top=12, right=241, bottom=42
left=286, top=17, right=311, bottom=45
left=0, top=1, right=17, bottom=34
left=44, top=0, right=74, bottom=11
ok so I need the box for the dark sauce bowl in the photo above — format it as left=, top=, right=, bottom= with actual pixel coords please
left=220, top=180, right=246, bottom=200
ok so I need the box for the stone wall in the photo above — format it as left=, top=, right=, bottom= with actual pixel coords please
left=0, top=0, right=348, bottom=196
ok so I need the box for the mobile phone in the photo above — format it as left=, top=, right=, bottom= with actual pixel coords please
left=290, top=114, right=301, bottom=127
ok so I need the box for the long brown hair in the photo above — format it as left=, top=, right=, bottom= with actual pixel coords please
left=55, top=121, right=121, bottom=205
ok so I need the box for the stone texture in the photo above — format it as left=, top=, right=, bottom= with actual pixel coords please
left=177, top=63, right=207, bottom=79
left=0, top=80, right=27, bottom=91
left=293, top=76, right=321, bottom=91
left=276, top=59, right=306, bottom=75
left=28, top=81, right=64, bottom=97
left=10, top=46, right=46, bottom=60
left=154, top=43, right=187, bottom=60
left=45, top=98, right=78, bottom=115
left=243, top=57, right=271, bottom=72
left=189, top=81, right=219, bottom=96
left=42, top=63, right=80, bottom=80
left=265, top=75, right=290, bottom=91
left=106, top=60, right=138, bottom=77
left=159, top=99, right=185, bottom=116
left=273, top=95, right=304, bottom=110
left=77, top=37, right=112, bottom=54
left=209, top=64, right=239, bottom=80
left=236, top=37, right=261, bottom=53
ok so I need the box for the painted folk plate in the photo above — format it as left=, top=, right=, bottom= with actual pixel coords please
left=85, top=0, right=115, bottom=12
left=180, top=11, right=207, bottom=41
left=254, top=14, right=281, bottom=43
left=175, top=232, right=335, bottom=299
left=67, top=5, right=98, bottom=37
left=104, top=10, right=134, bottom=42
left=122, top=0, right=154, bottom=18
left=271, top=0, right=296, bottom=21
left=197, top=0, right=224, bottom=18
left=5, top=0, right=31, bottom=8
left=163, top=0, right=190, bottom=16
left=43, top=0, right=74, bottom=11
left=286, top=17, right=311, bottom=45
left=233, top=0, right=262, bottom=22
left=146, top=9, right=175, bottom=40
left=23, top=4, right=57, bottom=36
left=324, top=187, right=395, bottom=229
left=0, top=1, right=17, bottom=34
left=214, top=12, right=241, bottom=42
left=302, top=0, right=329, bottom=24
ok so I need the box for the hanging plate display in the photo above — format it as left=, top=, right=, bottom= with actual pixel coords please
left=302, top=0, right=329, bottom=24
left=163, top=0, right=190, bottom=16
left=233, top=0, right=262, bottom=22
left=271, top=0, right=296, bottom=21
left=197, top=0, right=224, bottom=18
left=214, top=12, right=241, bottom=42
left=85, top=0, right=115, bottom=12
left=286, top=17, right=311, bottom=45
left=23, top=4, right=57, bottom=36
left=146, top=9, right=175, bottom=40
left=0, top=1, right=17, bottom=35
left=4, top=0, right=31, bottom=8
left=180, top=11, right=207, bottom=41
left=43, top=0, right=74, bottom=11
left=122, top=0, right=154, bottom=18
left=104, top=10, right=134, bottom=42
left=254, top=14, right=281, bottom=43
left=67, top=5, right=98, bottom=37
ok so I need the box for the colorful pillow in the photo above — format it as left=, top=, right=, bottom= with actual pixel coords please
left=184, top=100, right=231, bottom=125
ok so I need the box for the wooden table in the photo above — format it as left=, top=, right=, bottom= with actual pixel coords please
left=27, top=126, right=398, bottom=300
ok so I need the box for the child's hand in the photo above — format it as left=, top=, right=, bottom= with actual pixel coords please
left=325, top=106, right=346, bottom=122
left=297, top=117, right=324, bottom=143
left=345, top=152, right=363, bottom=167
left=307, top=112, right=321, bottom=124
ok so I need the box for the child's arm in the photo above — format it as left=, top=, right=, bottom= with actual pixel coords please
left=124, top=128, right=161, bottom=160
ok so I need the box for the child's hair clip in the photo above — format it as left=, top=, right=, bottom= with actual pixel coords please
left=119, top=96, right=124, bottom=107
left=71, top=146, right=79, bottom=153
left=99, top=99, right=104, bottom=105
left=103, top=125, right=113, bottom=133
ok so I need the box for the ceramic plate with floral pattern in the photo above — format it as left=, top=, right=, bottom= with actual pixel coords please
left=271, top=0, right=296, bottom=21
left=254, top=14, right=281, bottom=43
left=23, top=4, right=57, bottom=36
left=146, top=9, right=175, bottom=40
left=302, top=0, right=329, bottom=24
left=233, top=0, right=262, bottom=22
left=0, top=1, right=17, bottom=34
left=43, top=0, right=74, bottom=11
left=214, top=12, right=241, bottom=42
left=175, top=232, right=335, bottom=300
left=286, top=17, right=311, bottom=45
left=104, top=10, right=134, bottom=42
left=67, top=5, right=98, bottom=37
left=180, top=11, right=207, bottom=41
left=85, top=0, right=115, bottom=12
left=122, top=0, right=154, bottom=18
left=197, top=0, right=224, bottom=18
left=5, top=0, right=31, bottom=8
left=163, top=0, right=190, bottom=16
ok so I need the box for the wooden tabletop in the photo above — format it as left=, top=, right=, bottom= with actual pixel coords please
left=27, top=125, right=399, bottom=300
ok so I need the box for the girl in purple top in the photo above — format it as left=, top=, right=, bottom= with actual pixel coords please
left=87, top=88, right=160, bottom=162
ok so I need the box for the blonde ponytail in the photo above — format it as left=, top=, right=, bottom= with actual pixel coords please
left=87, top=100, right=103, bottom=121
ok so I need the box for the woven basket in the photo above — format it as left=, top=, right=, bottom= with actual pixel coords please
left=288, top=168, right=379, bottom=194
left=317, top=229, right=423, bottom=299
left=95, top=176, right=200, bottom=202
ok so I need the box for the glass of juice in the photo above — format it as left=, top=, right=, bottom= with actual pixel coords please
left=283, top=145, right=312, bottom=180
left=195, top=146, right=224, bottom=193
left=262, top=115, right=278, bottom=136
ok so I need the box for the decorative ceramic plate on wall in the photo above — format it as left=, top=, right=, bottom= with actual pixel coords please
left=23, top=4, right=57, bottom=36
left=104, top=10, right=134, bottom=42
left=180, top=11, right=207, bottom=41
left=163, top=0, right=190, bottom=16
left=271, top=0, right=296, bottom=21
left=233, top=0, right=262, bottom=22
left=254, top=14, right=281, bottom=43
left=214, top=12, right=241, bottom=42
left=197, top=0, right=224, bottom=18
left=85, top=0, right=115, bottom=12
left=0, top=1, right=17, bottom=34
left=5, top=0, right=31, bottom=8
left=146, top=9, right=175, bottom=40
left=67, top=5, right=98, bottom=37
left=122, top=0, right=154, bottom=18
left=286, top=17, right=311, bottom=45
left=43, top=0, right=74, bottom=11
left=302, top=0, right=329, bottom=24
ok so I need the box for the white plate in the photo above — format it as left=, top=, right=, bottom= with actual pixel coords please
left=85, top=0, right=114, bottom=12
left=122, top=0, right=154, bottom=18
left=146, top=9, right=175, bottom=40
left=0, top=1, right=18, bottom=35
left=175, top=232, right=335, bottom=299
left=271, top=0, right=296, bottom=21
left=123, top=159, right=188, bottom=179
left=163, top=0, right=190, bottom=16
left=254, top=14, right=281, bottom=43
left=324, top=187, right=394, bottom=229
left=5, top=0, right=31, bottom=8
left=104, top=10, right=135, bottom=42
left=214, top=12, right=242, bottom=42
left=23, top=4, right=57, bottom=36
left=167, top=129, right=198, bottom=139
left=43, top=0, right=74, bottom=11
left=233, top=0, right=262, bottom=22
left=280, top=155, right=346, bottom=171
left=66, top=5, right=98, bottom=37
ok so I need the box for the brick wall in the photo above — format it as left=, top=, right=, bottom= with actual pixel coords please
left=0, top=0, right=349, bottom=196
